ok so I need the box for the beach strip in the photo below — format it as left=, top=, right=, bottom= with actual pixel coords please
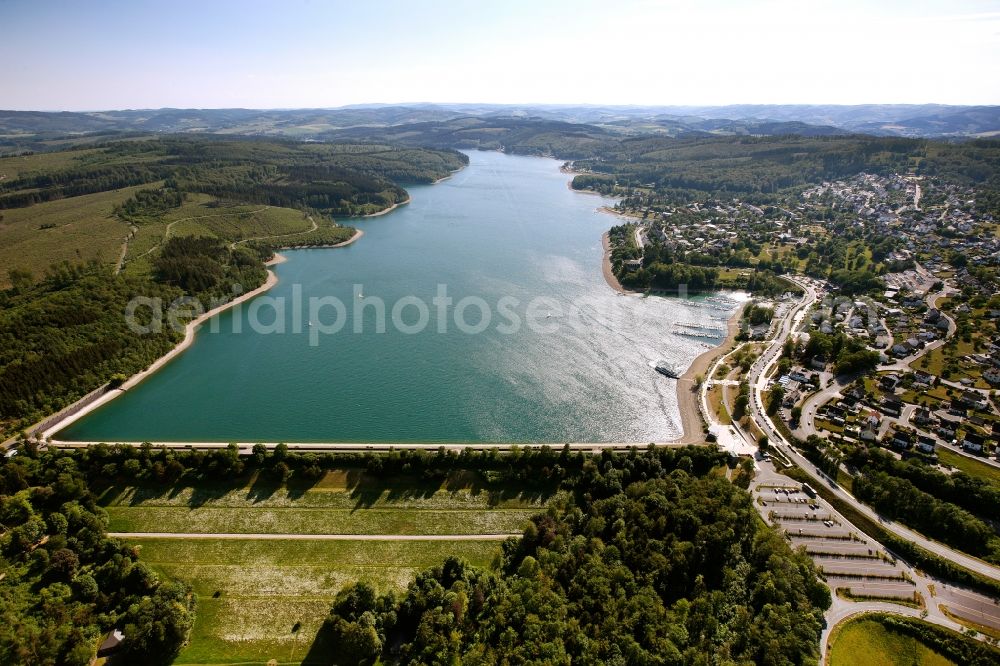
left=674, top=305, right=743, bottom=444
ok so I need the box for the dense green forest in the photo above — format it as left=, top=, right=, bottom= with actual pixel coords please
left=0, top=234, right=271, bottom=440
left=570, top=135, right=1000, bottom=208
left=0, top=138, right=467, bottom=217
left=154, top=236, right=266, bottom=298
left=0, top=446, right=194, bottom=664
left=0, top=265, right=183, bottom=439
left=320, top=447, right=830, bottom=665
left=849, top=448, right=1000, bottom=529
left=853, top=471, right=1000, bottom=564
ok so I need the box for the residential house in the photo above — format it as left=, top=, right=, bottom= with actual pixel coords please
left=963, top=431, right=986, bottom=454
left=958, top=390, right=988, bottom=412
left=916, top=435, right=936, bottom=454
left=98, top=630, right=125, bottom=658
left=879, top=374, right=900, bottom=391
left=890, top=430, right=913, bottom=450
left=913, top=408, right=935, bottom=427
left=881, top=396, right=904, bottom=417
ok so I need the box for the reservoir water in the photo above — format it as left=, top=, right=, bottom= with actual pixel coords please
left=60, top=151, right=742, bottom=443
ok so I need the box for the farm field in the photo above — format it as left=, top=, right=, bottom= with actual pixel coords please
left=109, top=470, right=551, bottom=664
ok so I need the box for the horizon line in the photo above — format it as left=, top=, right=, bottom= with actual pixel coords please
left=4, top=101, right=1000, bottom=114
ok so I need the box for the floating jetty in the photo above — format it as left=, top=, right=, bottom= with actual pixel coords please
left=675, top=322, right=726, bottom=334
left=674, top=329, right=723, bottom=340
left=689, top=301, right=733, bottom=312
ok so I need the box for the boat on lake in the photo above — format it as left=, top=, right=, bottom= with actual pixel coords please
left=654, top=360, right=679, bottom=379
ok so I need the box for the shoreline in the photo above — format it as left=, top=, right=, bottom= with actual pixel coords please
left=673, top=305, right=744, bottom=444
left=276, top=228, right=364, bottom=250
left=363, top=197, right=410, bottom=218
left=567, top=165, right=742, bottom=445
left=601, top=232, right=630, bottom=295
left=33, top=168, right=470, bottom=445
left=433, top=166, right=464, bottom=184
left=597, top=204, right=641, bottom=221
left=40, top=254, right=289, bottom=441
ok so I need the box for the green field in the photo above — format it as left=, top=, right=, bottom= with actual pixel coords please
left=0, top=184, right=152, bottom=288
left=98, top=470, right=560, bottom=514
left=0, top=147, right=105, bottom=180
left=828, top=618, right=955, bottom=666
left=0, top=186, right=355, bottom=287
left=136, top=538, right=502, bottom=665
left=938, top=448, right=1000, bottom=486
left=107, top=506, right=536, bottom=535
left=121, top=194, right=354, bottom=277
left=108, top=471, right=550, bottom=664
left=159, top=196, right=311, bottom=241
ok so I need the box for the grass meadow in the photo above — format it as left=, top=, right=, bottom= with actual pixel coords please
left=108, top=470, right=554, bottom=664
left=827, top=617, right=955, bottom=666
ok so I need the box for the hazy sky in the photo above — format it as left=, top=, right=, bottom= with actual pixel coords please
left=2, top=0, right=998, bottom=110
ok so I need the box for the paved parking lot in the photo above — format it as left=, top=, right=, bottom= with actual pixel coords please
left=791, top=538, right=880, bottom=556
left=829, top=579, right=917, bottom=600
left=936, top=585, right=1000, bottom=631
left=754, top=479, right=915, bottom=600
left=814, top=557, right=905, bottom=578
left=751, top=459, right=1000, bottom=651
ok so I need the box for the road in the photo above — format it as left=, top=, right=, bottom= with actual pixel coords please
left=109, top=532, right=518, bottom=541
left=752, top=458, right=1000, bottom=661
left=746, top=275, right=817, bottom=445
left=49, top=440, right=693, bottom=453
left=745, top=277, right=1000, bottom=583
left=773, top=412, right=1000, bottom=581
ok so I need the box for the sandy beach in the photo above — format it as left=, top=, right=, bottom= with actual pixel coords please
left=433, top=166, right=464, bottom=184
left=601, top=232, right=630, bottom=294
left=277, top=228, right=364, bottom=250
left=363, top=196, right=410, bottom=218
left=673, top=305, right=743, bottom=444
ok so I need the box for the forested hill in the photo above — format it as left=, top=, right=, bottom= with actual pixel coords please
left=0, top=446, right=195, bottom=663
left=322, top=448, right=831, bottom=664
left=0, top=137, right=468, bottom=216
left=2, top=104, right=998, bottom=152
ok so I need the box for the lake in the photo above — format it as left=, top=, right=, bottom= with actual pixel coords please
left=59, top=150, right=743, bottom=443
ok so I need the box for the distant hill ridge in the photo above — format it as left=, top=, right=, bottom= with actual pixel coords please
left=1, top=104, right=998, bottom=153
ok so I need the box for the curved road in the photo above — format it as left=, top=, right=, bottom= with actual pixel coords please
left=747, top=276, right=1000, bottom=583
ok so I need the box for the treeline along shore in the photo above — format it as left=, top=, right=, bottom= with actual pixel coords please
left=0, top=137, right=468, bottom=443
